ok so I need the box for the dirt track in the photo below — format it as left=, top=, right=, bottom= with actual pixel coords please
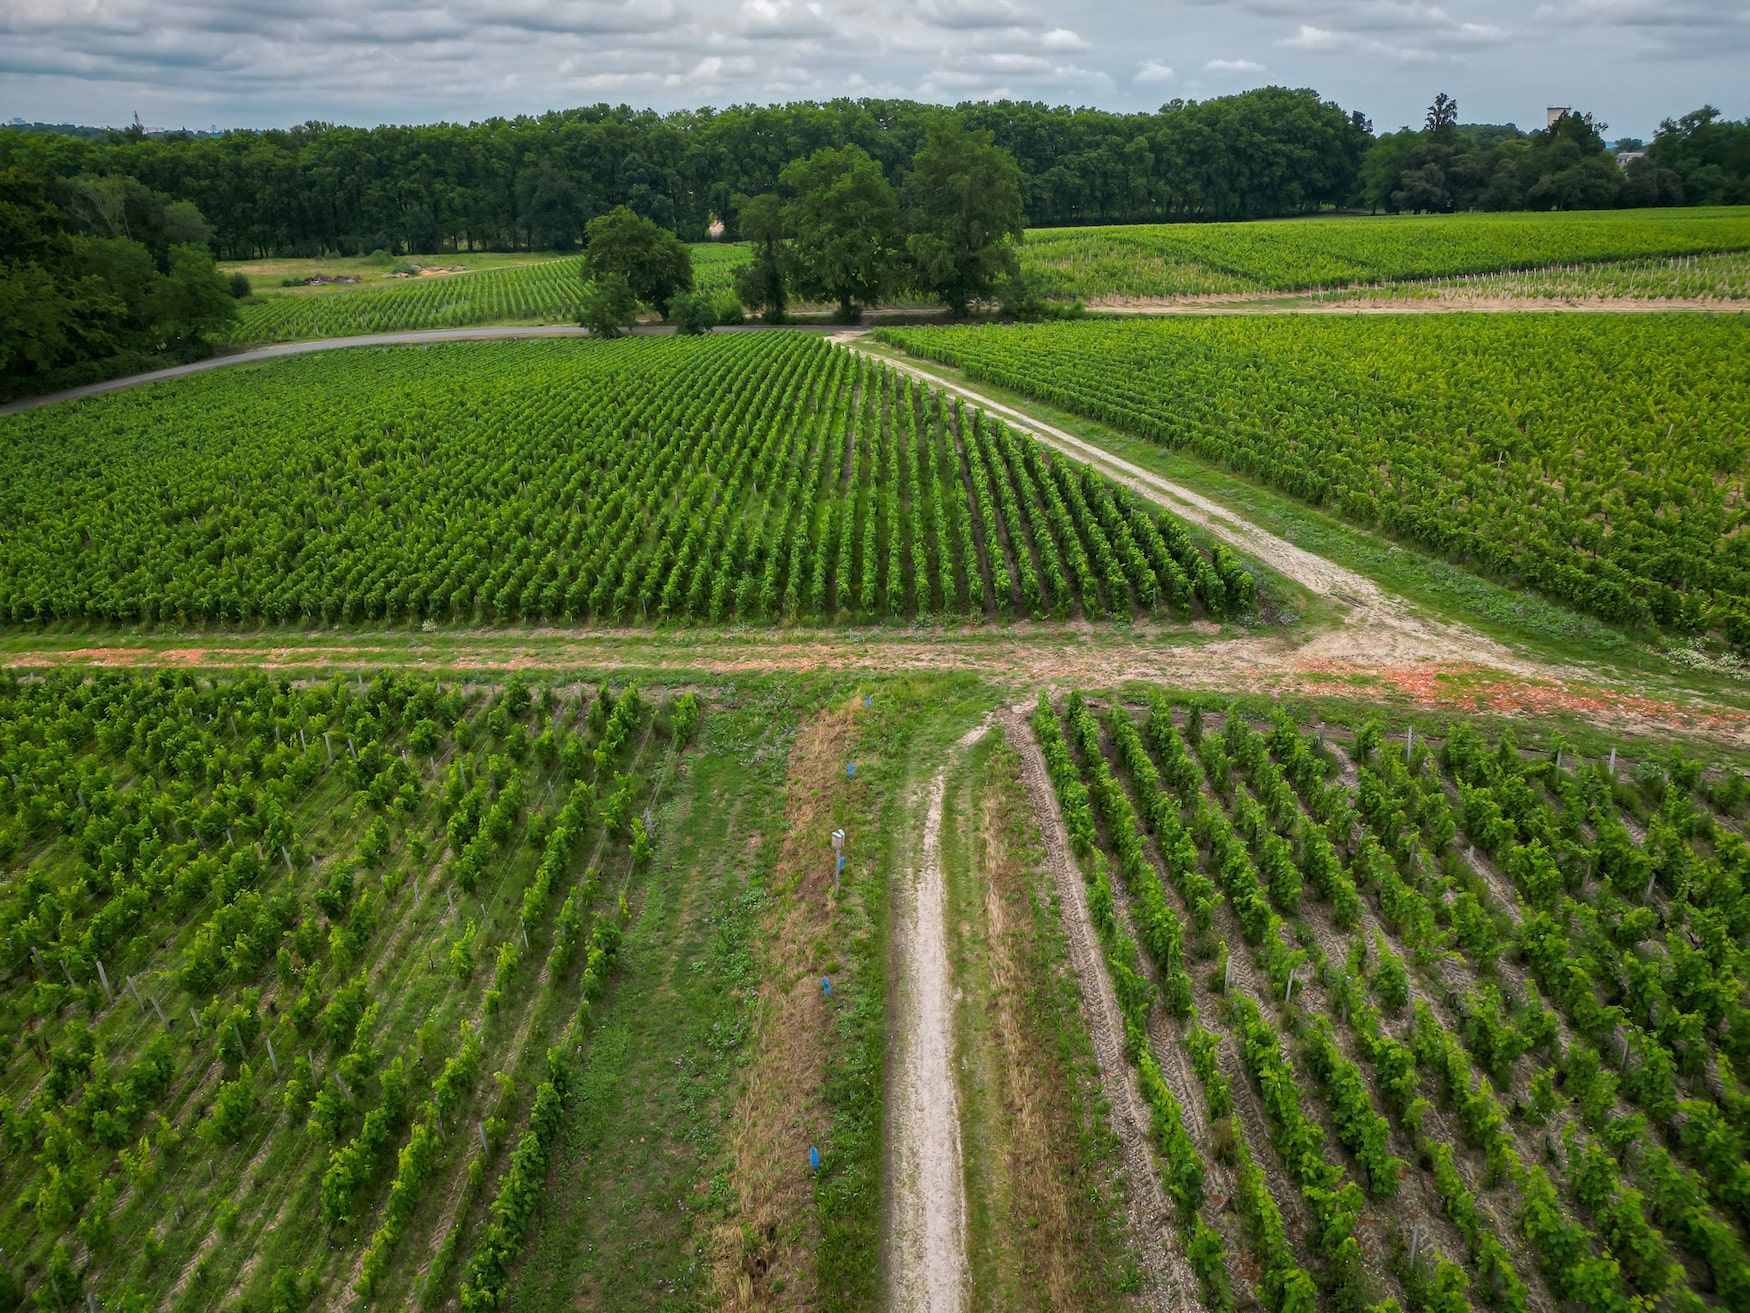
left=7, top=627, right=1744, bottom=745
left=887, top=723, right=987, bottom=1312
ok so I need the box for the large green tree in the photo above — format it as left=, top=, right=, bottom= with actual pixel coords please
left=779, top=145, right=900, bottom=320
left=900, top=120, right=1023, bottom=315
left=731, top=191, right=788, bottom=322
left=582, top=204, right=692, bottom=316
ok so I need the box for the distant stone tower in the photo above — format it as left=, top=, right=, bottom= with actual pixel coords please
left=1546, top=106, right=1571, bottom=129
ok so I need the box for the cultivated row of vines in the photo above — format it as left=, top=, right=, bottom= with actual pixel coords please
left=225, top=245, right=746, bottom=343
left=0, top=335, right=1253, bottom=628
left=0, top=670, right=700, bottom=1311
left=1018, top=207, right=1750, bottom=299
left=880, top=315, right=1749, bottom=646
left=1030, top=689, right=1750, bottom=1312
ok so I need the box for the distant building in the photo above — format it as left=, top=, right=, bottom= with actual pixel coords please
left=1546, top=106, right=1572, bottom=129
left=1614, top=149, right=1647, bottom=170
left=706, top=218, right=726, bottom=241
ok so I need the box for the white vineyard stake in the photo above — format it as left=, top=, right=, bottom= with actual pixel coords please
left=265, top=1036, right=279, bottom=1076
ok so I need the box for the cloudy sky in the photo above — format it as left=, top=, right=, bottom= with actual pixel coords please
left=3, top=0, right=1746, bottom=140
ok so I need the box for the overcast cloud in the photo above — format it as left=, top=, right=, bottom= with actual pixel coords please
left=2, top=0, right=1745, bottom=139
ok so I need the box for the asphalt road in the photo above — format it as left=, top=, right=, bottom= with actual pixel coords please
left=0, top=322, right=857, bottom=416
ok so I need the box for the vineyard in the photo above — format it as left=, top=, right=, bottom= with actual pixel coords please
left=0, top=334, right=1254, bottom=628
left=1030, top=688, right=1750, bottom=1313
left=204, top=212, right=1750, bottom=344
left=225, top=245, right=746, bottom=343
left=0, top=669, right=701, bottom=1311
left=1313, top=251, right=1750, bottom=305
left=876, top=315, right=1750, bottom=646
left=1019, top=207, right=1750, bottom=300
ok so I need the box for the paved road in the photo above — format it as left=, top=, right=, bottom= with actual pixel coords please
left=0, top=322, right=863, bottom=417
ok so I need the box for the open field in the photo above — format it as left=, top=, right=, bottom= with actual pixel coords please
left=875, top=314, right=1750, bottom=649
left=0, top=335, right=1256, bottom=629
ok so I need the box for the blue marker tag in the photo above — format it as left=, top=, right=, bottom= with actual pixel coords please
left=809, top=1145, right=820, bottom=1172
left=837, top=854, right=845, bottom=872
left=821, top=976, right=832, bottom=996
left=847, top=762, right=856, bottom=779
left=864, top=694, right=872, bottom=708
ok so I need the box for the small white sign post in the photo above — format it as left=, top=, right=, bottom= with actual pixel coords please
left=831, top=829, right=846, bottom=898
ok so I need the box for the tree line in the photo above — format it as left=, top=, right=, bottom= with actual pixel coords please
left=0, top=89, right=1369, bottom=257
left=1, top=168, right=240, bottom=397
left=1362, top=98, right=1750, bottom=213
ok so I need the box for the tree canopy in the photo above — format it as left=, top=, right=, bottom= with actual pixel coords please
left=777, top=145, right=901, bottom=320
left=581, top=205, right=691, bottom=317
left=1, top=165, right=236, bottom=397
left=901, top=120, right=1024, bottom=315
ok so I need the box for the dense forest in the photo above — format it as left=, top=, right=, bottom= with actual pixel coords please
left=4, top=91, right=1745, bottom=261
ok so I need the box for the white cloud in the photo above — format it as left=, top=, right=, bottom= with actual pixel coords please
left=1205, top=57, right=1266, bottom=72
left=1039, top=27, right=1089, bottom=50
left=1133, top=58, right=1176, bottom=82
left=1285, top=23, right=1338, bottom=49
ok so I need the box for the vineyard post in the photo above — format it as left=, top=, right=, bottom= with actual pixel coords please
left=149, top=995, right=169, bottom=1028
left=265, top=1035, right=278, bottom=1076
left=447, top=889, right=456, bottom=917
left=520, top=924, right=529, bottom=951
left=324, top=732, right=332, bottom=760
left=87, top=1291, right=98, bottom=1313
left=188, top=1006, right=203, bottom=1032
left=1405, top=724, right=1413, bottom=758
left=281, top=845, right=294, bottom=872
left=1284, top=966, right=1298, bottom=1004
left=1223, top=953, right=1234, bottom=992
left=831, top=828, right=846, bottom=898
left=60, top=958, right=76, bottom=989
left=1608, top=747, right=1617, bottom=777
left=96, top=959, right=112, bottom=1002
left=126, top=974, right=141, bottom=1007
left=334, top=1070, right=352, bottom=1099
left=478, top=1122, right=489, bottom=1153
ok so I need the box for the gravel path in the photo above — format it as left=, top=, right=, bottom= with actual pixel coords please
left=888, top=723, right=987, bottom=1313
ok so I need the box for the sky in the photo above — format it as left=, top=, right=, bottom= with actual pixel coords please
left=2, top=0, right=1746, bottom=141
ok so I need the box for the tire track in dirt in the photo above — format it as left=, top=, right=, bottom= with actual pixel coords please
left=998, top=708, right=1198, bottom=1313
